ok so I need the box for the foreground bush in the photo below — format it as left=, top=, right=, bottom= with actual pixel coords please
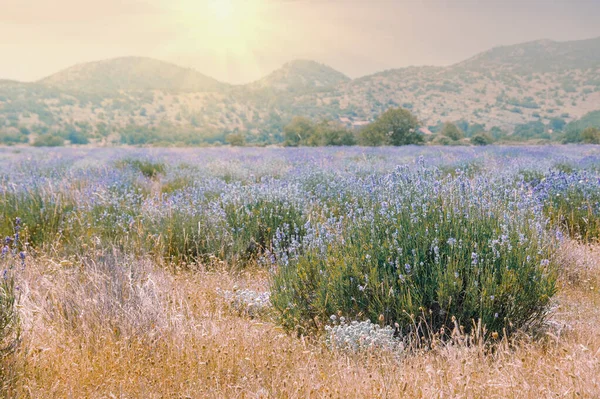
left=0, top=273, right=19, bottom=355
left=1, top=220, right=24, bottom=392
left=271, top=169, right=558, bottom=339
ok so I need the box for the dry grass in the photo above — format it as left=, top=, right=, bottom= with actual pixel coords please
left=3, top=241, right=600, bottom=398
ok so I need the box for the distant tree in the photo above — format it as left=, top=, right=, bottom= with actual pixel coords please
left=455, top=120, right=470, bottom=135
left=466, top=123, right=486, bottom=137
left=440, top=122, right=464, bottom=141
left=431, top=135, right=452, bottom=146
left=512, top=121, right=548, bottom=141
left=549, top=117, right=566, bottom=132
left=120, top=125, right=156, bottom=145
left=581, top=127, right=600, bottom=144
left=359, top=108, right=422, bottom=146
left=226, top=132, right=246, bottom=146
left=33, top=134, right=64, bottom=147
left=313, top=120, right=356, bottom=146
left=283, top=117, right=314, bottom=146
left=96, top=122, right=110, bottom=137
left=67, top=129, right=90, bottom=145
left=358, top=124, right=387, bottom=146
left=563, top=111, right=600, bottom=143
left=490, top=126, right=507, bottom=141
left=470, top=132, right=494, bottom=146
left=0, top=130, right=28, bottom=145
left=321, top=126, right=355, bottom=146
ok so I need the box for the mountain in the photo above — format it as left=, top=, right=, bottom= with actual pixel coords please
left=252, top=60, right=350, bottom=90
left=1, top=36, right=600, bottom=145
left=455, top=37, right=600, bottom=73
left=38, top=57, right=226, bottom=92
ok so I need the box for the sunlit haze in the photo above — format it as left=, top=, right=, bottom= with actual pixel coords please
left=2, top=0, right=600, bottom=83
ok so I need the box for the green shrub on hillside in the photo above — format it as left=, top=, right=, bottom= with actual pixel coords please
left=32, top=134, right=64, bottom=147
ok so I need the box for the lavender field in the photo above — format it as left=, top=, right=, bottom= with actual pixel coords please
left=2, top=146, right=600, bottom=397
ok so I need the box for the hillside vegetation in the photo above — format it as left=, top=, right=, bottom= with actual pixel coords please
left=1, top=37, right=600, bottom=146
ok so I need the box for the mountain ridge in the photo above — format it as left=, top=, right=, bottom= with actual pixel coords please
left=452, top=36, right=600, bottom=73
left=250, top=59, right=351, bottom=90
left=1, top=35, right=600, bottom=144
left=26, top=35, right=600, bottom=90
left=38, top=56, right=227, bottom=92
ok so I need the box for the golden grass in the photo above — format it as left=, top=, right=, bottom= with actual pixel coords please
left=3, top=241, right=600, bottom=398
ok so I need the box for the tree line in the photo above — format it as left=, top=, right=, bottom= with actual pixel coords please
left=2, top=107, right=600, bottom=147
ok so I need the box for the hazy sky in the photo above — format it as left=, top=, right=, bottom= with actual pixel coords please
left=2, top=0, right=600, bottom=84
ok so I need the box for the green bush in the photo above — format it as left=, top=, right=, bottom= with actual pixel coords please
left=67, top=129, right=90, bottom=145
left=222, top=199, right=307, bottom=266
left=116, top=159, right=166, bottom=178
left=0, top=271, right=19, bottom=393
left=32, top=134, right=64, bottom=147
left=539, top=174, right=600, bottom=242
left=272, top=173, right=557, bottom=340
left=1, top=220, right=24, bottom=390
left=0, top=189, right=75, bottom=250
left=581, top=127, right=600, bottom=144
left=147, top=209, right=229, bottom=265
left=440, top=122, right=464, bottom=141
left=471, top=133, right=494, bottom=146
left=359, top=108, right=423, bottom=146
left=0, top=274, right=19, bottom=355
left=0, top=131, right=28, bottom=145
left=432, top=135, right=452, bottom=146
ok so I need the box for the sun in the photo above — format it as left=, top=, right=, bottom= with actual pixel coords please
left=163, top=0, right=279, bottom=80
left=172, top=0, right=271, bottom=54
left=209, top=0, right=236, bottom=22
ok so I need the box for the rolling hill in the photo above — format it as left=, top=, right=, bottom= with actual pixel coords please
left=1, top=36, right=600, bottom=145
left=454, top=37, right=600, bottom=73
left=38, top=57, right=227, bottom=92
left=251, top=60, right=351, bottom=91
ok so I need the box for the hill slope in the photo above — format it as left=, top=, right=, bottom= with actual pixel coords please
left=2, top=36, right=600, bottom=145
left=455, top=37, right=600, bottom=73
left=38, top=57, right=226, bottom=92
left=253, top=60, right=350, bottom=90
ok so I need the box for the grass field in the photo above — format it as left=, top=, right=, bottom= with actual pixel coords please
left=1, top=146, right=600, bottom=398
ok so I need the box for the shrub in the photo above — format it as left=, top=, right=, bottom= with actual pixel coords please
left=535, top=171, right=600, bottom=242
left=359, top=108, right=422, bottom=146
left=144, top=189, right=307, bottom=268
left=32, top=134, right=64, bottom=147
left=67, top=129, right=90, bottom=145
left=222, top=198, right=307, bottom=266
left=226, top=132, right=246, bottom=146
left=271, top=170, right=558, bottom=340
left=116, top=159, right=166, bottom=178
left=0, top=219, right=25, bottom=387
left=581, top=127, right=600, bottom=144
left=440, top=122, right=464, bottom=141
left=0, top=131, right=28, bottom=145
left=147, top=208, right=229, bottom=265
left=432, top=135, right=452, bottom=146
left=0, top=272, right=19, bottom=351
left=0, top=188, right=75, bottom=250
left=471, top=133, right=493, bottom=146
